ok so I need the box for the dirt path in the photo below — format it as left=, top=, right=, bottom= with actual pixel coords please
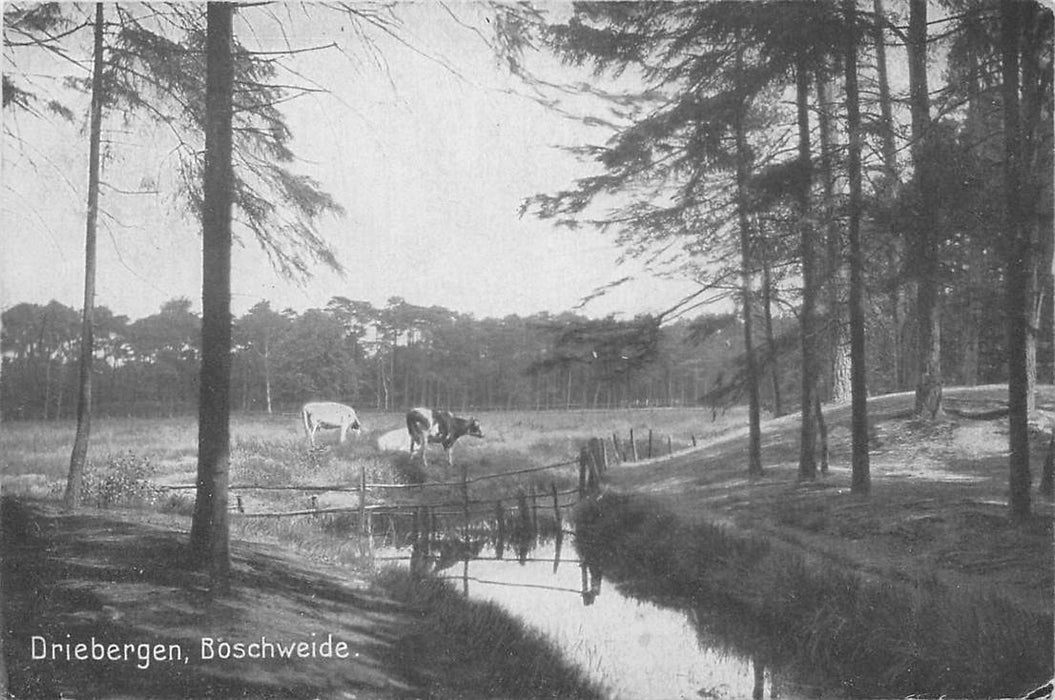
left=599, top=385, right=1054, bottom=615
left=2, top=498, right=419, bottom=699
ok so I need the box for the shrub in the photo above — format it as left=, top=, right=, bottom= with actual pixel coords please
left=80, top=451, right=164, bottom=508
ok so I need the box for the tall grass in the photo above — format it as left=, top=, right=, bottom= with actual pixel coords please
left=574, top=492, right=1054, bottom=698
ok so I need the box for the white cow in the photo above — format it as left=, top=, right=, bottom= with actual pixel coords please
left=302, top=401, right=361, bottom=447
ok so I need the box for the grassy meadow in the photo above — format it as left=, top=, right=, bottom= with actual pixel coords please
left=0, top=405, right=736, bottom=561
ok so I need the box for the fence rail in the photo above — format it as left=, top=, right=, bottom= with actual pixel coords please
left=158, top=457, right=578, bottom=494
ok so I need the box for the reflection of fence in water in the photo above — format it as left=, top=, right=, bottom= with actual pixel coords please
left=399, top=527, right=604, bottom=607
left=159, top=429, right=684, bottom=585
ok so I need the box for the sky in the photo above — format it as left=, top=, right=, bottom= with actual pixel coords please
left=1, top=3, right=703, bottom=323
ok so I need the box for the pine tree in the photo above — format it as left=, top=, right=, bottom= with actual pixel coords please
left=188, top=1, right=235, bottom=591
left=63, top=3, right=105, bottom=510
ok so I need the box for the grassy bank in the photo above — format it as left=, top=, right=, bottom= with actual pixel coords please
left=574, top=491, right=1053, bottom=697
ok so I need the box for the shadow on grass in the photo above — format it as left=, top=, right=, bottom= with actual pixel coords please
left=2, top=497, right=414, bottom=699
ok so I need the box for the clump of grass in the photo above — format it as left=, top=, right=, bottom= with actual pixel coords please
left=375, top=567, right=605, bottom=699
left=157, top=491, right=195, bottom=516
left=574, top=492, right=1054, bottom=698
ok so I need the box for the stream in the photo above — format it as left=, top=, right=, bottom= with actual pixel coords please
left=375, top=531, right=825, bottom=699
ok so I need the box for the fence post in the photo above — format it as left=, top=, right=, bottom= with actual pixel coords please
left=358, top=466, right=367, bottom=557
left=692, top=434, right=697, bottom=447
left=461, top=460, right=470, bottom=536
left=612, top=432, right=622, bottom=462
left=647, top=429, right=653, bottom=459
left=311, top=494, right=318, bottom=516
left=587, top=437, right=603, bottom=494
left=366, top=510, right=374, bottom=559
left=236, top=495, right=244, bottom=514
left=668, top=435, right=673, bottom=455
left=589, top=437, right=606, bottom=477
left=426, top=506, right=435, bottom=556
left=578, top=446, right=589, bottom=498
left=630, top=429, right=638, bottom=461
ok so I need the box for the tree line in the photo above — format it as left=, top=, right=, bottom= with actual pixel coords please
left=4, top=272, right=1038, bottom=422
left=1, top=296, right=766, bottom=419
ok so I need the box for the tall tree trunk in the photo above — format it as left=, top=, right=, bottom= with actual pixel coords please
left=873, top=0, right=908, bottom=393
left=64, top=3, right=105, bottom=510
left=1027, top=266, right=1040, bottom=414
left=1021, top=8, right=1052, bottom=414
left=1002, top=0, right=1032, bottom=521
left=816, top=71, right=851, bottom=404
left=761, top=246, right=783, bottom=417
left=873, top=0, right=899, bottom=184
left=734, top=35, right=763, bottom=477
left=189, top=2, right=235, bottom=591
left=844, top=0, right=870, bottom=495
left=796, top=56, right=819, bottom=481
left=909, top=0, right=943, bottom=420
left=961, top=282, right=982, bottom=385
left=263, top=341, right=273, bottom=414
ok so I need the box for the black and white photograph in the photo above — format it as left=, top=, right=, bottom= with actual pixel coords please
left=2, top=1, right=1053, bottom=698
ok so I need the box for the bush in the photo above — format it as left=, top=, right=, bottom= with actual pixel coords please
left=80, top=451, right=164, bottom=508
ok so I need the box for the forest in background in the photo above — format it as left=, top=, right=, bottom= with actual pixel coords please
left=2, top=283, right=1045, bottom=420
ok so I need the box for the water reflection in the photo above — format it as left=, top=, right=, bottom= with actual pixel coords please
left=372, top=512, right=810, bottom=699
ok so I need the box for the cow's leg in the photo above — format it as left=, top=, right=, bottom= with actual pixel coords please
left=338, top=421, right=347, bottom=443
left=445, top=446, right=453, bottom=467
left=419, top=432, right=429, bottom=467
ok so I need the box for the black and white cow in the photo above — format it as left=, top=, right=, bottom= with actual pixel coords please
left=302, top=401, right=361, bottom=447
left=406, top=407, right=483, bottom=467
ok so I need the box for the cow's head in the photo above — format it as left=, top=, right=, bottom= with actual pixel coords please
left=465, top=418, right=483, bottom=438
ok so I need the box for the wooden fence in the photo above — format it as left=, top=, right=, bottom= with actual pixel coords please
left=159, top=427, right=699, bottom=557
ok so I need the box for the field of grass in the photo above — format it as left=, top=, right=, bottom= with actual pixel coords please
left=0, top=406, right=738, bottom=563
left=0, top=405, right=731, bottom=493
